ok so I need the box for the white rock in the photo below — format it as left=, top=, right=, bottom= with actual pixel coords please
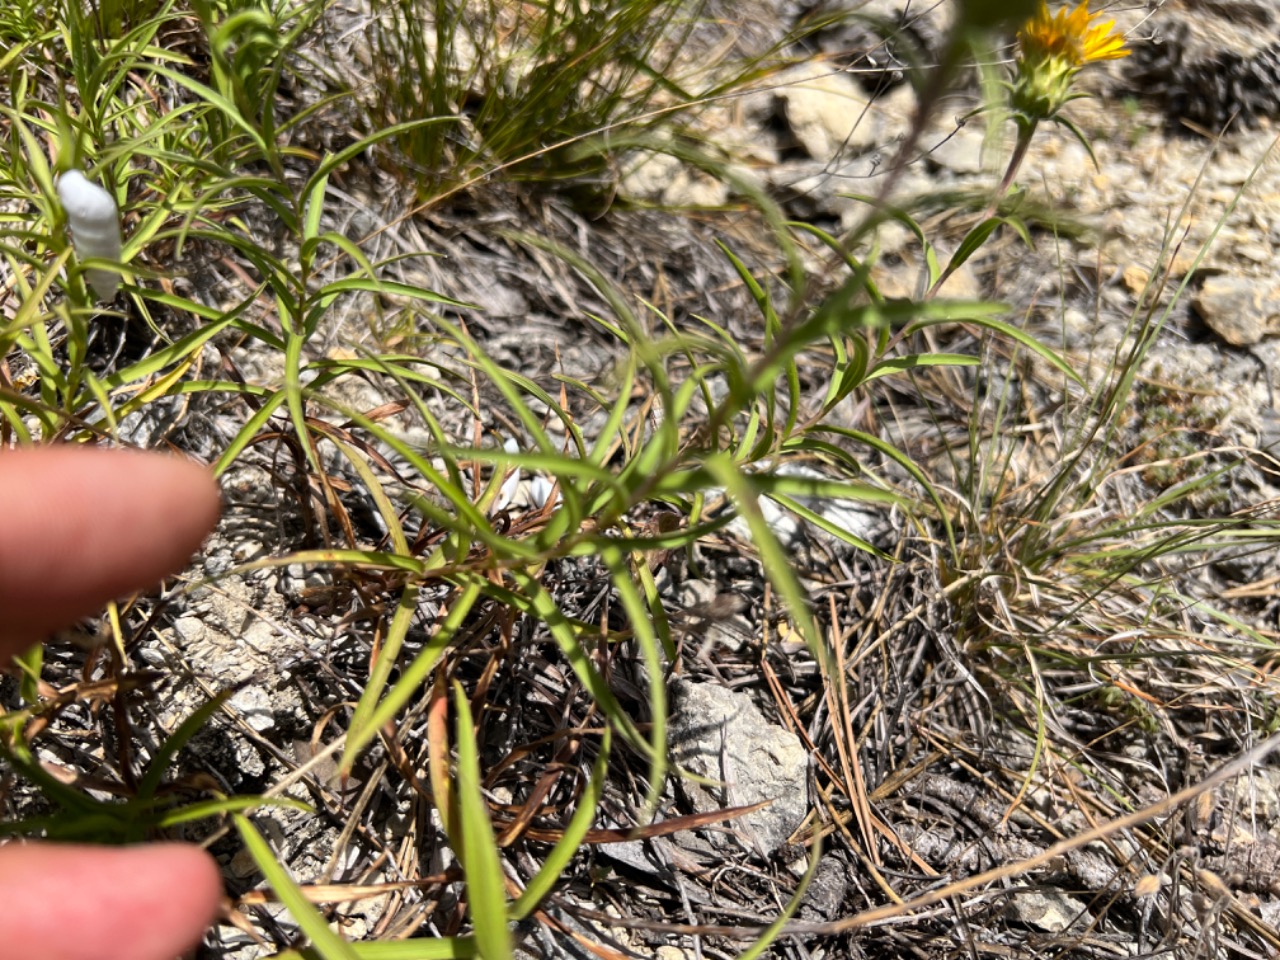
left=661, top=167, right=729, bottom=208
left=1007, top=890, right=1092, bottom=932
left=775, top=61, right=879, bottom=162
left=620, top=151, right=683, bottom=201
left=1193, top=276, right=1280, bottom=346
left=669, top=678, right=808, bottom=856
left=529, top=475, right=559, bottom=509
left=229, top=686, right=276, bottom=733
left=172, top=616, right=206, bottom=644
left=931, top=123, right=988, bottom=175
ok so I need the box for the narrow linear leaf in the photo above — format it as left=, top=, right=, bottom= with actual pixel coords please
left=160, top=795, right=310, bottom=828
left=138, top=690, right=234, bottom=800
left=272, top=940, right=476, bottom=960
left=234, top=815, right=361, bottom=960
left=511, top=728, right=611, bottom=920
left=704, top=455, right=826, bottom=667
left=736, top=836, right=823, bottom=960
left=343, top=580, right=482, bottom=772
left=864, top=353, right=980, bottom=382
left=905, top=313, right=1084, bottom=386
left=452, top=684, right=513, bottom=960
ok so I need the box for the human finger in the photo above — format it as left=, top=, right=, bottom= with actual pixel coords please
left=0, top=447, right=220, bottom=657
left=0, top=842, right=222, bottom=960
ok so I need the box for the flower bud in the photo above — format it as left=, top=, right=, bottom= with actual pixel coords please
left=56, top=169, right=122, bottom=301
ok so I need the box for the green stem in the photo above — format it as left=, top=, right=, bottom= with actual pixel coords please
left=983, top=119, right=1036, bottom=222
left=921, top=119, right=1036, bottom=303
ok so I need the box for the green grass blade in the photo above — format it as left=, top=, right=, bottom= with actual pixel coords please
left=273, top=940, right=476, bottom=960
left=505, top=571, right=644, bottom=751
left=601, top=545, right=668, bottom=822
left=864, top=353, right=980, bottom=381
left=160, top=795, right=310, bottom=828
left=451, top=684, right=513, bottom=960
left=704, top=454, right=825, bottom=666
left=342, top=579, right=483, bottom=773
left=511, top=727, right=611, bottom=920
left=905, top=313, right=1084, bottom=387
left=137, top=690, right=233, bottom=800
left=735, top=836, right=822, bottom=960
left=234, top=814, right=361, bottom=960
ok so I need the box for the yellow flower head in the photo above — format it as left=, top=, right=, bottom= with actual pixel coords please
left=1008, top=1, right=1128, bottom=126
left=1018, top=1, right=1129, bottom=67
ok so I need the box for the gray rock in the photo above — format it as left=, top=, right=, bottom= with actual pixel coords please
left=1238, top=242, right=1272, bottom=264
left=1006, top=889, right=1093, bottom=932
left=775, top=61, right=880, bottom=162
left=797, top=854, right=848, bottom=920
left=930, top=122, right=988, bottom=175
left=669, top=678, right=808, bottom=857
left=618, top=149, right=732, bottom=208
left=172, top=615, right=206, bottom=644
left=764, top=158, right=862, bottom=222
left=229, top=685, right=276, bottom=734
left=1232, top=769, right=1280, bottom=825
left=1193, top=276, right=1280, bottom=346
left=1263, top=898, right=1280, bottom=930
left=664, top=167, right=730, bottom=208
left=620, top=151, right=683, bottom=201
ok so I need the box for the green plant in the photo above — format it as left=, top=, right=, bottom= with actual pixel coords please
left=1120, top=94, right=1150, bottom=146
left=357, top=0, right=773, bottom=200
left=0, top=689, right=306, bottom=842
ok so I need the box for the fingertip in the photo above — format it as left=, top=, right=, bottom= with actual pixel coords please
left=0, top=447, right=222, bottom=656
left=132, top=842, right=225, bottom=923
left=0, top=842, right=223, bottom=960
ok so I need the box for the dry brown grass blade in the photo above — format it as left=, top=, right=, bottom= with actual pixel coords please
left=235, top=872, right=459, bottom=907
left=517, top=799, right=774, bottom=845
left=762, top=657, right=844, bottom=789
left=815, top=781, right=905, bottom=905
left=495, top=739, right=583, bottom=847
left=425, top=674, right=453, bottom=838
